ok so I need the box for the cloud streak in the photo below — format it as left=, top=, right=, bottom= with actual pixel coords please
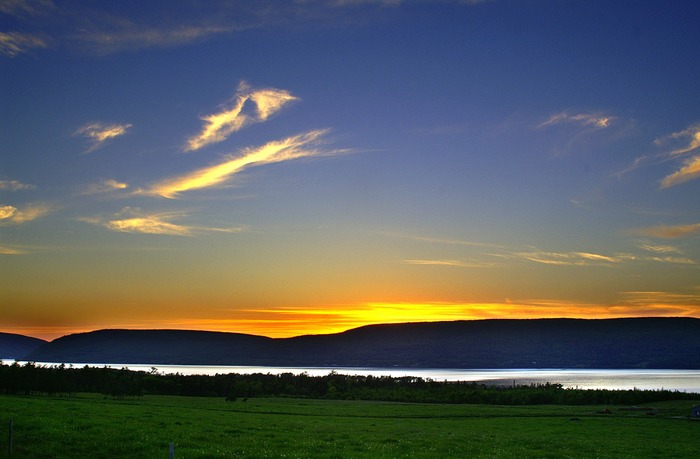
left=0, top=203, right=52, bottom=225
left=0, top=244, right=28, bottom=255
left=75, top=24, right=233, bottom=55
left=634, top=223, right=700, bottom=239
left=148, top=129, right=333, bottom=198
left=3, top=1, right=492, bottom=57
left=538, top=111, right=614, bottom=129
left=637, top=242, right=685, bottom=254
left=618, top=291, right=700, bottom=313
left=0, top=0, right=56, bottom=17
left=656, top=123, right=700, bottom=157
left=0, top=31, right=47, bottom=57
left=650, top=124, right=700, bottom=188
left=391, top=232, right=695, bottom=267
left=186, top=82, right=298, bottom=151
left=74, top=122, right=131, bottom=152
left=81, top=208, right=246, bottom=236
left=0, top=179, right=35, bottom=191
left=660, top=155, right=700, bottom=188
left=620, top=123, right=700, bottom=186
left=403, top=259, right=496, bottom=268
left=80, top=179, right=128, bottom=195
left=383, top=231, right=505, bottom=249
left=510, top=249, right=696, bottom=266
left=511, top=250, right=625, bottom=266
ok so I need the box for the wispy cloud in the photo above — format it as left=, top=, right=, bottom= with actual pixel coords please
left=390, top=232, right=695, bottom=268
left=511, top=250, right=624, bottom=266
left=148, top=129, right=334, bottom=198
left=0, top=0, right=55, bottom=17
left=80, top=208, right=246, bottom=236
left=644, top=256, right=696, bottom=265
left=655, top=123, right=700, bottom=157
left=105, top=216, right=194, bottom=236
left=618, top=291, right=700, bottom=313
left=322, top=0, right=403, bottom=6
left=0, top=31, right=47, bottom=57
left=185, top=82, right=298, bottom=151
left=74, top=122, right=132, bottom=152
left=382, top=231, right=505, bottom=249
left=495, top=246, right=694, bottom=266
left=81, top=179, right=128, bottom=195
left=660, top=155, right=700, bottom=188
left=75, top=24, right=233, bottom=55
left=0, top=203, right=52, bottom=225
left=637, top=241, right=685, bottom=255
left=0, top=244, right=29, bottom=255
left=538, top=111, right=614, bottom=129
left=0, top=179, right=35, bottom=191
left=633, top=222, right=700, bottom=239
left=648, top=123, right=700, bottom=188
left=536, top=110, right=625, bottom=156
left=312, top=0, right=488, bottom=7
left=403, top=259, right=496, bottom=268
left=619, top=123, right=700, bottom=186
left=2, top=1, right=490, bottom=57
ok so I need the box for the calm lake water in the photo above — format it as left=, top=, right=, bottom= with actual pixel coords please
left=10, top=361, right=700, bottom=393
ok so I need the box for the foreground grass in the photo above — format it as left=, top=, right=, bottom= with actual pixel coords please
left=0, top=394, right=698, bottom=458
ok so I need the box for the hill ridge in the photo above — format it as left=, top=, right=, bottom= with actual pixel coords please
left=0, top=332, right=47, bottom=360
left=21, top=317, right=700, bottom=369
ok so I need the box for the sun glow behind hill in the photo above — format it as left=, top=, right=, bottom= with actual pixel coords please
left=184, top=298, right=700, bottom=338
left=11, top=297, right=700, bottom=341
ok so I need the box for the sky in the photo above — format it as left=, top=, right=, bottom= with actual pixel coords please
left=2, top=0, right=700, bottom=341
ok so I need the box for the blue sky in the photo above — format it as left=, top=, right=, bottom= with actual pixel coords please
left=2, top=0, right=700, bottom=340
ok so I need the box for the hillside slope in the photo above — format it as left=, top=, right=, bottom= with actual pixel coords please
left=23, top=318, right=700, bottom=368
left=0, top=332, right=47, bottom=360
left=25, top=329, right=275, bottom=365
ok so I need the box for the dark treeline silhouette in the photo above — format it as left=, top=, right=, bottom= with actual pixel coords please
left=1, top=362, right=697, bottom=406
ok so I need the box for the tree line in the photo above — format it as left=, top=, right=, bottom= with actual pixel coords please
left=1, top=362, right=697, bottom=406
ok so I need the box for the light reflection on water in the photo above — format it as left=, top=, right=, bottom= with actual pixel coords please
left=8, top=361, right=700, bottom=393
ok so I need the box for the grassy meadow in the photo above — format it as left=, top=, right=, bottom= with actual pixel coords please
left=0, top=393, right=698, bottom=458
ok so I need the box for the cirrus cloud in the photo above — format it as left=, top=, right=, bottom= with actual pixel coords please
left=80, top=208, right=246, bottom=236
left=0, top=202, right=52, bottom=225
left=403, top=259, right=497, bottom=268
left=148, top=129, right=335, bottom=198
left=0, top=244, right=28, bottom=255
left=0, top=31, right=47, bottom=57
left=655, top=123, right=700, bottom=157
left=660, top=155, right=700, bottom=188
left=185, top=82, right=298, bottom=151
left=538, top=111, right=614, bottom=129
left=633, top=222, right=700, bottom=239
left=621, top=123, right=700, bottom=187
left=74, top=122, right=132, bottom=152
left=0, top=0, right=56, bottom=17
left=81, top=179, right=128, bottom=195
left=0, top=179, right=35, bottom=191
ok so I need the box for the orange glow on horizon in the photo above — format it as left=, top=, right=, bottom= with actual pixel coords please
left=7, top=298, right=700, bottom=342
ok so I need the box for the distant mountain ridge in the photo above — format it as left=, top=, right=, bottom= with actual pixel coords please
left=0, top=332, right=47, bottom=360
left=21, top=318, right=700, bottom=369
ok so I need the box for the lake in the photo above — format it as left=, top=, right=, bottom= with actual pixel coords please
left=9, top=361, right=700, bottom=393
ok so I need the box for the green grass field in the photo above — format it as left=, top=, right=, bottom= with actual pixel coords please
left=0, top=394, right=697, bottom=458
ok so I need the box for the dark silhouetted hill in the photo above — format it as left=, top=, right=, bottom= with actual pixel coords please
left=23, top=318, right=700, bottom=369
left=0, top=332, right=47, bottom=359
left=25, top=329, right=275, bottom=365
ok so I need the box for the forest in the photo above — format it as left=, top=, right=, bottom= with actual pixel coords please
left=1, top=362, right=697, bottom=406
